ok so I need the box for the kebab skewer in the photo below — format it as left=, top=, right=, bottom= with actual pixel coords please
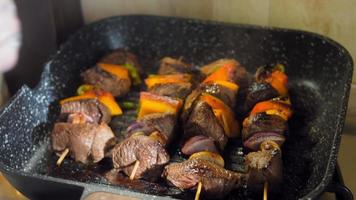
left=242, top=64, right=292, bottom=199
left=52, top=49, right=141, bottom=165
left=111, top=57, right=195, bottom=181
left=163, top=59, right=250, bottom=199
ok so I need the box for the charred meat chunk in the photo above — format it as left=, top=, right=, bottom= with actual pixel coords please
left=149, top=82, right=192, bottom=99
left=184, top=100, right=227, bottom=150
left=112, top=134, right=170, bottom=181
left=126, top=113, right=176, bottom=146
left=244, top=82, right=279, bottom=111
left=81, top=64, right=131, bottom=97
left=200, top=82, right=237, bottom=109
left=158, top=57, right=204, bottom=85
left=100, top=48, right=142, bottom=73
left=158, top=57, right=192, bottom=75
left=180, top=89, right=202, bottom=123
left=52, top=122, right=116, bottom=164
left=242, top=113, right=287, bottom=141
left=163, top=158, right=246, bottom=199
left=245, top=141, right=282, bottom=190
left=60, top=99, right=111, bottom=124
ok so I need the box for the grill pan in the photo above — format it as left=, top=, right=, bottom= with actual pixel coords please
left=0, top=15, right=353, bottom=200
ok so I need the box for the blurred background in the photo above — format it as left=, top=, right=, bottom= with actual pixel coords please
left=0, top=0, right=355, bottom=199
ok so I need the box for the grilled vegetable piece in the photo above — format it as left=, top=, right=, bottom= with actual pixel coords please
left=112, top=134, right=170, bottom=181
left=60, top=99, right=111, bottom=124
left=242, top=113, right=287, bottom=141
left=201, top=58, right=250, bottom=88
left=243, top=132, right=285, bottom=151
left=149, top=82, right=192, bottom=99
left=189, top=151, right=225, bottom=167
left=184, top=100, right=227, bottom=150
left=200, top=59, right=239, bottom=77
left=144, top=74, right=191, bottom=89
left=202, top=61, right=237, bottom=84
left=60, top=90, right=122, bottom=116
left=158, top=57, right=192, bottom=75
left=181, top=135, right=218, bottom=156
left=200, top=94, right=240, bottom=138
left=255, top=64, right=288, bottom=96
left=163, top=159, right=246, bottom=198
left=81, top=64, right=131, bottom=97
left=245, top=141, right=282, bottom=190
left=100, top=48, right=142, bottom=73
left=137, top=92, right=182, bottom=119
left=200, top=82, right=237, bottom=108
left=52, top=122, right=116, bottom=164
left=245, top=64, right=288, bottom=110
left=250, top=97, right=292, bottom=121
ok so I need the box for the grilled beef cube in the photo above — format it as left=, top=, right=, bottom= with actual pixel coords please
left=245, top=142, right=282, bottom=190
left=100, top=48, right=142, bottom=73
left=242, top=113, right=287, bottom=141
left=181, top=135, right=218, bottom=156
left=52, top=122, right=116, bottom=164
left=81, top=65, right=131, bottom=97
left=200, top=83, right=237, bottom=108
left=200, top=58, right=251, bottom=89
left=163, top=159, right=246, bottom=198
left=67, top=113, right=94, bottom=124
left=126, top=113, right=176, bottom=146
left=112, top=134, right=170, bottom=181
left=158, top=57, right=204, bottom=85
left=158, top=57, right=192, bottom=75
left=184, top=100, right=227, bottom=150
left=244, top=82, right=279, bottom=111
left=180, top=89, right=202, bottom=123
left=60, top=99, right=111, bottom=124
left=149, top=82, right=192, bottom=99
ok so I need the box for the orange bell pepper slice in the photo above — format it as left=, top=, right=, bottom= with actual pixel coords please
left=144, top=74, right=191, bottom=89
left=200, top=94, right=240, bottom=137
left=205, top=80, right=239, bottom=93
left=137, top=92, right=182, bottom=119
left=96, top=91, right=123, bottom=115
left=266, top=70, right=288, bottom=96
left=202, top=63, right=237, bottom=84
left=250, top=98, right=292, bottom=120
left=97, top=63, right=130, bottom=80
left=60, top=89, right=122, bottom=116
left=200, top=59, right=238, bottom=76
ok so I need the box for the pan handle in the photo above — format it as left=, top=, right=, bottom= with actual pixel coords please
left=79, top=185, right=171, bottom=200
left=326, top=182, right=354, bottom=200
left=80, top=190, right=140, bottom=200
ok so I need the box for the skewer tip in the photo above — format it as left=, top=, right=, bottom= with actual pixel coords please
left=56, top=148, right=69, bottom=166
left=263, top=181, right=268, bottom=200
left=195, top=181, right=202, bottom=200
left=129, top=160, right=140, bottom=180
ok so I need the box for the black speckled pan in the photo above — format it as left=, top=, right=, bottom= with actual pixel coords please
left=0, top=15, right=353, bottom=200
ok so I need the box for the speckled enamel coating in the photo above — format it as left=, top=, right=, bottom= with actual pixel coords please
left=0, top=15, right=353, bottom=200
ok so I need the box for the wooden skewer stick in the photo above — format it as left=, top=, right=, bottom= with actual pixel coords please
left=194, top=181, right=202, bottom=200
left=56, top=148, right=69, bottom=166
left=129, top=160, right=140, bottom=180
left=263, top=181, right=268, bottom=200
